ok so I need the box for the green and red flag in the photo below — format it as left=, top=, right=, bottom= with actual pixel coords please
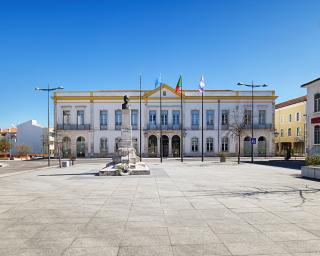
left=175, top=75, right=182, bottom=93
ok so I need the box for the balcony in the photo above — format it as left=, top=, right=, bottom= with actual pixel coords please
left=191, top=124, right=199, bottom=130
left=100, top=124, right=108, bottom=130
left=244, top=123, right=272, bottom=129
left=221, top=124, right=229, bottom=130
left=57, top=124, right=91, bottom=130
left=206, top=124, right=214, bottom=130
left=146, top=124, right=181, bottom=130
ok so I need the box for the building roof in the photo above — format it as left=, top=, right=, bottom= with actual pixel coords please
left=301, top=77, right=320, bottom=88
left=275, top=95, right=307, bottom=109
left=0, top=128, right=17, bottom=135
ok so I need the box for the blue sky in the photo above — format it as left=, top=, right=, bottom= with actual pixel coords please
left=1, top=0, right=320, bottom=127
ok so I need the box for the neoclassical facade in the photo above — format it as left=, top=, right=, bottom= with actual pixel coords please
left=53, top=84, right=277, bottom=158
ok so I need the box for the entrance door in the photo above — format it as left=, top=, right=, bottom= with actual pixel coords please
left=76, top=136, right=86, bottom=157
left=172, top=135, right=180, bottom=157
left=162, top=135, right=169, bottom=157
left=244, top=136, right=251, bottom=156
left=148, top=135, right=157, bottom=157
left=258, top=136, right=266, bottom=157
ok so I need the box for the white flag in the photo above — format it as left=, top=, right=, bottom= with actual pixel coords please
left=199, top=75, right=205, bottom=92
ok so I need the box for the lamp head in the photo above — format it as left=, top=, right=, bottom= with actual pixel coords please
left=35, top=87, right=40, bottom=91
left=237, top=82, right=244, bottom=86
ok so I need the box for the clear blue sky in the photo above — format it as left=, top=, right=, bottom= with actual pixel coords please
left=1, top=0, right=320, bottom=128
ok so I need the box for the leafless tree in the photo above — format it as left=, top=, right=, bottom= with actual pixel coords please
left=229, top=107, right=248, bottom=164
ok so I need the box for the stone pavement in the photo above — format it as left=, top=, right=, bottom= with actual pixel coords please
left=0, top=160, right=320, bottom=255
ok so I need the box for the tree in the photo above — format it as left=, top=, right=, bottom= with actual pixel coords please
left=229, top=107, right=248, bottom=164
left=16, top=144, right=31, bottom=157
left=0, top=138, right=11, bottom=154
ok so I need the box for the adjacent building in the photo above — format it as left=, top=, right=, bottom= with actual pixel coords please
left=53, top=84, right=277, bottom=158
left=301, top=78, right=320, bottom=155
left=274, top=96, right=306, bottom=156
left=16, top=120, right=54, bottom=156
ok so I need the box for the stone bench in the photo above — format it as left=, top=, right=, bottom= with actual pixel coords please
left=301, top=166, right=320, bottom=179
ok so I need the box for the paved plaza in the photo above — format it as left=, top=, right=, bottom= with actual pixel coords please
left=0, top=160, right=320, bottom=255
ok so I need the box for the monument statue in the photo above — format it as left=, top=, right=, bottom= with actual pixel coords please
left=99, top=95, right=150, bottom=176
left=122, top=95, right=129, bottom=110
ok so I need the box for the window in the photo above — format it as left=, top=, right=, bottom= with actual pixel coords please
left=315, top=94, right=320, bottom=112
left=191, top=110, right=199, bottom=129
left=221, top=110, right=229, bottom=125
left=63, top=110, right=71, bottom=125
left=131, top=110, right=138, bottom=129
left=288, top=128, right=292, bottom=136
left=100, top=138, right=108, bottom=153
left=259, top=110, right=266, bottom=125
left=149, top=110, right=156, bottom=126
left=280, top=116, right=284, bottom=124
left=161, top=110, right=168, bottom=126
left=115, top=110, right=122, bottom=129
left=100, top=111, right=108, bottom=129
left=244, top=109, right=252, bottom=125
left=77, top=110, right=84, bottom=126
left=296, top=112, right=300, bottom=122
left=280, top=129, right=284, bottom=137
left=315, top=126, right=320, bottom=144
left=115, top=137, right=121, bottom=151
left=191, top=137, right=199, bottom=152
left=206, top=137, right=214, bottom=152
left=172, top=110, right=180, bottom=128
left=221, top=137, right=229, bottom=152
left=206, top=110, right=214, bottom=128
left=297, top=127, right=301, bottom=137
left=289, top=114, right=292, bottom=123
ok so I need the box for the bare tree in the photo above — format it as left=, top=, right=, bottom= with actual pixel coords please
left=0, top=138, right=12, bottom=154
left=16, top=144, right=31, bottom=158
left=229, top=107, right=248, bottom=164
left=54, top=129, right=63, bottom=168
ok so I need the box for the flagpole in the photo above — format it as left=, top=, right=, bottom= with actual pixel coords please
left=160, top=81, right=163, bottom=163
left=201, top=91, right=204, bottom=162
left=180, top=80, right=183, bottom=162
left=139, top=75, right=142, bottom=161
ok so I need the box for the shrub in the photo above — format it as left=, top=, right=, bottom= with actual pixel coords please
left=218, top=152, right=226, bottom=162
left=305, top=155, right=320, bottom=166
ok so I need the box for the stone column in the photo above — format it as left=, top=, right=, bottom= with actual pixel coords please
left=168, top=135, right=172, bottom=157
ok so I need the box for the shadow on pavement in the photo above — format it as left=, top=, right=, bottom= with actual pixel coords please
left=38, top=172, right=98, bottom=177
left=243, top=160, right=305, bottom=170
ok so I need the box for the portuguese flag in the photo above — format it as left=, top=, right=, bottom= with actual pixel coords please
left=175, top=75, right=182, bottom=93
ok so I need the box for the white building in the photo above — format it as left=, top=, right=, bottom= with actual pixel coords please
left=53, top=84, right=277, bottom=158
left=301, top=78, right=320, bottom=155
left=16, top=120, right=54, bottom=156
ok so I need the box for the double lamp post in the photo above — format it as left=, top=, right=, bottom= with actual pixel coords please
left=35, top=85, right=64, bottom=167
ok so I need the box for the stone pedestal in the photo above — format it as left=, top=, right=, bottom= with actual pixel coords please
left=100, top=106, right=150, bottom=176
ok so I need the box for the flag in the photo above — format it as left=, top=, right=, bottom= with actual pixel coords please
left=175, top=75, right=182, bottom=93
left=199, top=75, right=205, bottom=92
left=155, top=74, right=162, bottom=88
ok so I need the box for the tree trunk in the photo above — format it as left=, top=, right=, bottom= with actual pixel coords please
left=238, top=134, right=240, bottom=164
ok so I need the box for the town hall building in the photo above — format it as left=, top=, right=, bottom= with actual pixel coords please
left=53, top=84, right=277, bottom=158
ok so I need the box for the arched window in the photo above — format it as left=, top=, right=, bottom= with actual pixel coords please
left=288, top=128, right=292, bottom=136
left=100, top=138, right=108, bottom=153
left=206, top=138, right=214, bottom=152
left=315, top=94, right=320, bottom=112
left=297, top=127, right=301, bottom=136
left=62, top=137, right=71, bottom=158
left=191, top=137, right=199, bottom=152
left=315, top=126, right=320, bottom=144
left=221, top=137, right=229, bottom=152
left=288, top=114, right=292, bottom=122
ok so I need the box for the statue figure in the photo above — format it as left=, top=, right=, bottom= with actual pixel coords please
left=122, top=95, right=129, bottom=109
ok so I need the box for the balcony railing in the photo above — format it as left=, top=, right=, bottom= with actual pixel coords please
left=100, top=124, right=108, bottom=130
left=221, top=124, right=229, bottom=130
left=244, top=123, right=272, bottom=129
left=57, top=124, right=91, bottom=130
left=191, top=124, right=200, bottom=130
left=206, top=124, right=214, bottom=130
left=146, top=124, right=181, bottom=130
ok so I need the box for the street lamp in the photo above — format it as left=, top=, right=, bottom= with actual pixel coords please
left=237, top=81, right=268, bottom=163
left=35, top=85, right=64, bottom=166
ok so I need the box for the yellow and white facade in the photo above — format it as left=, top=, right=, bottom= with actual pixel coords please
left=275, top=96, right=307, bottom=156
left=53, top=84, right=277, bottom=158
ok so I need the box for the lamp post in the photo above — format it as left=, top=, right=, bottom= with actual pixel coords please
left=237, top=81, right=268, bottom=163
left=35, top=85, right=64, bottom=166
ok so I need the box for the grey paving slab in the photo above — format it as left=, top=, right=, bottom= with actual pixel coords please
left=0, top=160, right=319, bottom=255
